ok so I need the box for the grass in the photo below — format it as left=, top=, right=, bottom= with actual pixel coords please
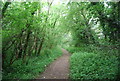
left=69, top=45, right=119, bottom=80
left=3, top=47, right=62, bottom=79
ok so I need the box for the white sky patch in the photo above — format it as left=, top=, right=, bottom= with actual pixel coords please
left=41, top=0, right=68, bottom=12
left=88, top=16, right=93, bottom=25
left=104, top=2, right=108, bottom=7
left=52, top=0, right=61, bottom=5
left=104, top=2, right=112, bottom=8
left=42, top=6, right=49, bottom=12
left=2, top=0, right=119, bottom=2
left=63, top=13, right=67, bottom=17
left=41, top=0, right=69, bottom=5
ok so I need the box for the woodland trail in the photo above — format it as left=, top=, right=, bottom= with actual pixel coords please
left=37, top=48, right=70, bottom=79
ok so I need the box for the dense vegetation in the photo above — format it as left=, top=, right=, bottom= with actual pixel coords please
left=1, top=0, right=120, bottom=80
left=70, top=46, right=119, bottom=80
left=2, top=1, right=64, bottom=79
left=65, top=2, right=120, bottom=80
left=3, top=47, right=62, bottom=79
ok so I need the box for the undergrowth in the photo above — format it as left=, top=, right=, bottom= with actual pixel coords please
left=69, top=45, right=119, bottom=80
left=3, top=47, right=62, bottom=79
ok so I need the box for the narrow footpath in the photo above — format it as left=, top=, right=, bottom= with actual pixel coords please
left=37, top=48, right=70, bottom=79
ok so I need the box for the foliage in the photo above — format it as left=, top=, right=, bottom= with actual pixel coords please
left=3, top=47, right=62, bottom=79
left=88, top=2, right=120, bottom=43
left=2, top=1, right=64, bottom=79
left=1, top=1, right=120, bottom=80
left=70, top=51, right=118, bottom=80
left=66, top=47, right=81, bottom=54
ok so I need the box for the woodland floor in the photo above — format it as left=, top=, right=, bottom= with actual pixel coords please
left=36, top=48, right=70, bottom=79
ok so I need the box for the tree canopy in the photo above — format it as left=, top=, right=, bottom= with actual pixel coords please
left=1, top=1, right=120, bottom=80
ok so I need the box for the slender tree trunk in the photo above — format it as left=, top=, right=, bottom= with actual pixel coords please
left=17, top=31, right=24, bottom=58
left=34, top=37, right=38, bottom=56
left=22, top=29, right=31, bottom=63
left=2, top=2, right=11, bottom=18
left=37, top=38, right=44, bottom=56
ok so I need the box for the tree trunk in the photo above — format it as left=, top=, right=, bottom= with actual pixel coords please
left=2, top=2, right=11, bottom=18
left=37, top=38, right=44, bottom=56
left=22, top=29, right=31, bottom=63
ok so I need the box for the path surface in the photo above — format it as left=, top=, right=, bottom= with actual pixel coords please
left=37, top=48, right=70, bottom=79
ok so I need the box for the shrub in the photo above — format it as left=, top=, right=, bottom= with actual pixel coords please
left=70, top=52, right=118, bottom=80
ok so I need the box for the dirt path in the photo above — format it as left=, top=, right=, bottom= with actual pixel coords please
left=37, top=48, right=70, bottom=79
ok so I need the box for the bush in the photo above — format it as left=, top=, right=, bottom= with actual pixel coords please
left=66, top=47, right=81, bottom=53
left=65, top=44, right=99, bottom=54
left=70, top=52, right=118, bottom=80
